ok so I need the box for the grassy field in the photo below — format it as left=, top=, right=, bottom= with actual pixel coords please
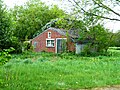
left=0, top=49, right=120, bottom=90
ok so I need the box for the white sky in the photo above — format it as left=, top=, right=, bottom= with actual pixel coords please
left=3, top=0, right=120, bottom=32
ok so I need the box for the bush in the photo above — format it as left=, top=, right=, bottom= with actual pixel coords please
left=80, top=44, right=111, bottom=56
left=22, top=41, right=31, bottom=52
left=10, top=36, right=22, bottom=53
left=0, top=47, right=15, bottom=65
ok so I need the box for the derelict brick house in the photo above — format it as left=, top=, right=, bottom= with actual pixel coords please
left=31, top=27, right=77, bottom=53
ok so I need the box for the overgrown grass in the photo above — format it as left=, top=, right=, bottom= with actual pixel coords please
left=0, top=49, right=120, bottom=89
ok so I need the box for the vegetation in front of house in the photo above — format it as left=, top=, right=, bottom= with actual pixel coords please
left=0, top=47, right=15, bottom=65
left=0, top=49, right=120, bottom=89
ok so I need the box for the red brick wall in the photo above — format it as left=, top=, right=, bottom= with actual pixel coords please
left=31, top=29, right=75, bottom=53
left=68, top=41, right=75, bottom=52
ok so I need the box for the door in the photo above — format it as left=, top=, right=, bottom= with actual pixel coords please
left=56, top=39, right=67, bottom=53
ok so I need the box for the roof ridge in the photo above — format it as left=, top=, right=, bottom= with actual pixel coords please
left=31, top=27, right=79, bottom=41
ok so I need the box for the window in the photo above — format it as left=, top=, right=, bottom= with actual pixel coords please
left=33, top=42, right=37, bottom=48
left=48, top=32, right=51, bottom=38
left=46, top=39, right=55, bottom=47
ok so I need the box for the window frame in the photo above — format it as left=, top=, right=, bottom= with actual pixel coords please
left=48, top=32, right=51, bottom=38
left=46, top=39, right=55, bottom=47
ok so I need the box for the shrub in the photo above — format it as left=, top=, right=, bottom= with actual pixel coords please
left=80, top=43, right=112, bottom=56
left=22, top=41, right=31, bottom=51
left=0, top=47, right=15, bottom=65
left=9, top=36, right=22, bottom=53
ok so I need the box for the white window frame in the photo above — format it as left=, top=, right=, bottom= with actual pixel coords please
left=46, top=39, right=55, bottom=47
left=48, top=32, right=51, bottom=38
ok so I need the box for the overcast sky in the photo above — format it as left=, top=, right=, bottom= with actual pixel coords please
left=3, top=0, right=120, bottom=32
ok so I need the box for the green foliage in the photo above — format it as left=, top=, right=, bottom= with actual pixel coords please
left=109, top=47, right=120, bottom=50
left=10, top=36, right=22, bottom=53
left=0, top=47, right=15, bottom=65
left=11, top=0, right=66, bottom=41
left=80, top=24, right=112, bottom=56
left=0, top=0, right=13, bottom=50
left=54, top=15, right=111, bottom=55
left=0, top=0, right=21, bottom=52
left=59, top=0, right=118, bottom=55
left=34, top=19, right=58, bottom=37
left=113, top=30, right=120, bottom=47
left=22, top=41, right=31, bottom=52
left=90, top=24, right=110, bottom=51
left=54, top=16, right=85, bottom=31
left=0, top=49, right=120, bottom=89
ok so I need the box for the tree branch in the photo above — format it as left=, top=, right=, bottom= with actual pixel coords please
left=92, top=0, right=120, bottom=17
left=68, top=0, right=120, bottom=21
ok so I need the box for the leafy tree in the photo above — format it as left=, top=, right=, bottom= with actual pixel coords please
left=0, top=0, right=22, bottom=53
left=11, top=0, right=66, bottom=41
left=0, top=0, right=12, bottom=50
left=114, top=30, right=120, bottom=47
left=88, top=24, right=112, bottom=53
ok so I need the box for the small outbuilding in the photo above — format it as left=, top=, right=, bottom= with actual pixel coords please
left=31, top=27, right=88, bottom=53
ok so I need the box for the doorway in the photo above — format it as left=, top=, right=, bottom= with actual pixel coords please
left=56, top=38, right=67, bottom=53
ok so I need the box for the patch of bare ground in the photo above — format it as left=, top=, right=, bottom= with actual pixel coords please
left=80, top=85, right=120, bottom=90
